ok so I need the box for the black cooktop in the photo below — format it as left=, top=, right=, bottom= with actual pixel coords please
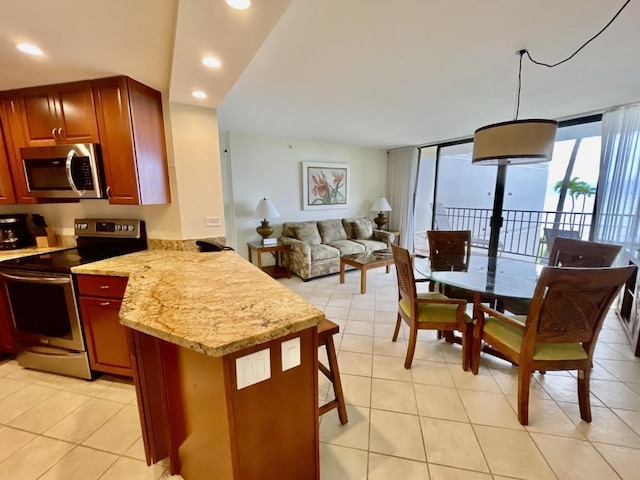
left=0, top=219, right=147, bottom=274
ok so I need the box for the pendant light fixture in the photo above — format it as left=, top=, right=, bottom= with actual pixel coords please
left=472, top=0, right=631, bottom=166
left=472, top=50, right=558, bottom=166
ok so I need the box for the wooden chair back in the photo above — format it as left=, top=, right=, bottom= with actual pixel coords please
left=427, top=230, right=471, bottom=272
left=524, top=265, right=635, bottom=352
left=548, top=237, right=621, bottom=268
left=390, top=242, right=417, bottom=304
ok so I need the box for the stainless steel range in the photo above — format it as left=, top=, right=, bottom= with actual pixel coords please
left=0, top=219, right=147, bottom=379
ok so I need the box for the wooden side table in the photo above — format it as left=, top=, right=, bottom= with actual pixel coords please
left=247, top=241, right=291, bottom=279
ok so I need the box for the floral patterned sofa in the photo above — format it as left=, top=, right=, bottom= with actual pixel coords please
left=279, top=217, right=395, bottom=280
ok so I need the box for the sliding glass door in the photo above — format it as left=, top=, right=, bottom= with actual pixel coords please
left=415, top=117, right=602, bottom=261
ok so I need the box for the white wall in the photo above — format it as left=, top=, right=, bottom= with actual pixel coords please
left=224, top=132, right=387, bottom=258
left=170, top=103, right=225, bottom=239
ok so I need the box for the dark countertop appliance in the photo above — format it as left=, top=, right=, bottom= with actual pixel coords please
left=0, top=214, right=35, bottom=250
left=0, top=219, right=147, bottom=379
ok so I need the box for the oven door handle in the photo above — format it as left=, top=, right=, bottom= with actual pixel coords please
left=0, top=271, right=71, bottom=284
left=65, top=149, right=85, bottom=197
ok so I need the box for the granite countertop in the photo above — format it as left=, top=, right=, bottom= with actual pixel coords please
left=71, top=250, right=324, bottom=357
left=0, top=245, right=72, bottom=261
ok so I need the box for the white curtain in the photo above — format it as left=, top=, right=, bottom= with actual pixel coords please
left=387, top=147, right=419, bottom=250
left=594, top=104, right=640, bottom=245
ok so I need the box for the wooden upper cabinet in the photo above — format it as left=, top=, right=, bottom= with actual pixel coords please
left=0, top=96, right=33, bottom=204
left=93, top=76, right=170, bottom=205
left=0, top=121, right=16, bottom=204
left=19, top=81, right=99, bottom=145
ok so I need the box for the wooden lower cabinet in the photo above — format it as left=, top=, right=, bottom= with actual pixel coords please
left=0, top=277, right=15, bottom=352
left=128, top=326, right=320, bottom=480
left=77, top=275, right=132, bottom=376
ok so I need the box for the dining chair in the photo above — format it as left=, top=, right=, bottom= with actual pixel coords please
left=390, top=243, right=473, bottom=370
left=472, top=265, right=636, bottom=425
left=500, top=237, right=623, bottom=315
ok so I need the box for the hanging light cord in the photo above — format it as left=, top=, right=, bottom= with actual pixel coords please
left=514, top=0, right=631, bottom=120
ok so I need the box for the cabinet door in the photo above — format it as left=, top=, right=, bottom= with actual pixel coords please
left=54, top=82, right=99, bottom=143
left=0, top=277, right=16, bottom=352
left=0, top=125, right=16, bottom=204
left=79, top=296, right=133, bottom=377
left=93, top=76, right=170, bottom=205
left=19, top=82, right=98, bottom=145
left=0, top=97, right=35, bottom=204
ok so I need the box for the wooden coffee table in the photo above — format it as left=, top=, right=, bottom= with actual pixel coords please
left=339, top=250, right=394, bottom=294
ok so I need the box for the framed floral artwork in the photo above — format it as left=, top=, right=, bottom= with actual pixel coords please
left=302, top=162, right=349, bottom=210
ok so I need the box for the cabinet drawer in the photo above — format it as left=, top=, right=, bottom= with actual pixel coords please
left=76, top=275, right=128, bottom=298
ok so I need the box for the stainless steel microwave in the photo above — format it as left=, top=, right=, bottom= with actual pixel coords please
left=20, top=143, right=105, bottom=199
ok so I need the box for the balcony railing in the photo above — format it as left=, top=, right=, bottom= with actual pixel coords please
left=440, top=207, right=594, bottom=259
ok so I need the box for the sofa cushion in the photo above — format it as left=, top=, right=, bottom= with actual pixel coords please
left=294, top=222, right=322, bottom=246
left=342, top=217, right=369, bottom=239
left=353, top=218, right=373, bottom=239
left=310, top=244, right=340, bottom=261
left=328, top=240, right=365, bottom=255
left=317, top=219, right=348, bottom=243
left=352, top=239, right=388, bottom=251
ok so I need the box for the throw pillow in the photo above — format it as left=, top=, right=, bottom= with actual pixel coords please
left=318, top=219, right=347, bottom=243
left=294, top=222, right=322, bottom=246
left=353, top=218, right=373, bottom=239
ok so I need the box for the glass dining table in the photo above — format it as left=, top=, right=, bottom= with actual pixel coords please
left=413, top=255, right=544, bottom=302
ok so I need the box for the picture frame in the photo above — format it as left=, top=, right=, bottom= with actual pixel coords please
left=302, top=162, right=349, bottom=210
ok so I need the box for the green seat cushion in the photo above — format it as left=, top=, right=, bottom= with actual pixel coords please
left=399, top=292, right=472, bottom=324
left=483, top=317, right=588, bottom=361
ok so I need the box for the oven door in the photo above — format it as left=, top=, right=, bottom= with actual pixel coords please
left=0, top=270, right=86, bottom=352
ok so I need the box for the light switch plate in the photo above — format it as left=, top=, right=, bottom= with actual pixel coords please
left=281, top=337, right=301, bottom=371
left=236, top=348, right=270, bottom=389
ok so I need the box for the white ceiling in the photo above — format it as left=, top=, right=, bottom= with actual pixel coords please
left=1, top=0, right=639, bottom=150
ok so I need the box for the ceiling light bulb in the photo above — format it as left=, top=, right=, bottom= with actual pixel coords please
left=202, top=57, right=222, bottom=68
left=191, top=91, right=207, bottom=99
left=16, top=43, right=44, bottom=56
left=226, top=0, right=251, bottom=10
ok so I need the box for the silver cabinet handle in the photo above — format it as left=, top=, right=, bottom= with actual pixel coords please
left=99, top=285, right=110, bottom=289
left=98, top=301, right=111, bottom=306
left=51, top=128, right=57, bottom=138
left=106, top=186, right=111, bottom=199
left=57, top=127, right=63, bottom=138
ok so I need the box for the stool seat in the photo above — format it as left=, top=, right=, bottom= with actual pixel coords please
left=318, top=318, right=348, bottom=424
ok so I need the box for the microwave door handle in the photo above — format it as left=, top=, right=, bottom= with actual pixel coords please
left=65, top=149, right=85, bottom=197
left=0, top=272, right=71, bottom=285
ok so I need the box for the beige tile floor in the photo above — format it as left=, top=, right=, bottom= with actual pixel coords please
left=280, top=266, right=640, bottom=480
left=1, top=266, right=639, bottom=479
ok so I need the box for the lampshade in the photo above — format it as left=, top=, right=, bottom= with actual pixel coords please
left=253, top=198, right=280, bottom=219
left=371, top=196, right=392, bottom=212
left=472, top=119, right=558, bottom=166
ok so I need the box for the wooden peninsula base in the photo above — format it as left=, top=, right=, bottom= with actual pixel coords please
left=129, top=326, right=319, bottom=480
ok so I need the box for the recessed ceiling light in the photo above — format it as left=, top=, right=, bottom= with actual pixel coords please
left=202, top=57, right=222, bottom=68
left=226, top=0, right=251, bottom=10
left=192, top=91, right=207, bottom=99
left=16, top=43, right=44, bottom=56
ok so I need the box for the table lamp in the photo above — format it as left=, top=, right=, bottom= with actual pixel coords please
left=371, top=196, right=392, bottom=230
left=253, top=197, right=280, bottom=239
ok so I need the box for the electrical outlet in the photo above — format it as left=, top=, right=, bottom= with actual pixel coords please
left=205, top=216, right=221, bottom=227
left=281, top=337, right=301, bottom=371
left=236, top=349, right=270, bottom=389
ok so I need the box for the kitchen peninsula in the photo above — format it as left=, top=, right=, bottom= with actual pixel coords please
left=72, top=250, right=324, bottom=480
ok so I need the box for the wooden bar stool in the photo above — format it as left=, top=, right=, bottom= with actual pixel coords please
left=318, top=319, right=348, bottom=424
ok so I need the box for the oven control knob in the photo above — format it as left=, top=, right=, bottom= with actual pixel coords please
left=128, top=225, right=135, bottom=231
left=115, top=225, right=122, bottom=231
